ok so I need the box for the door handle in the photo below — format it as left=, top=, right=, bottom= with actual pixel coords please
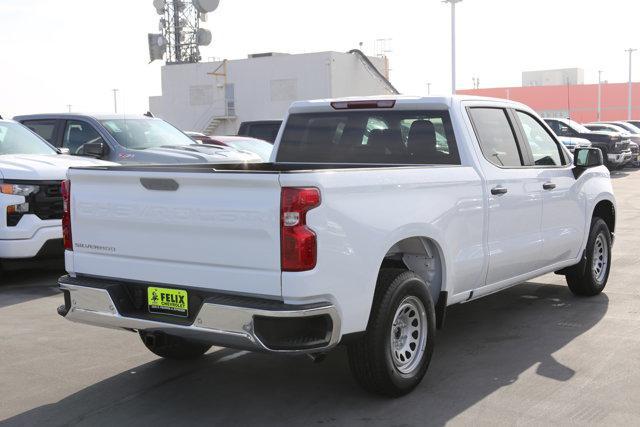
left=543, top=182, right=556, bottom=190
left=491, top=186, right=508, bottom=196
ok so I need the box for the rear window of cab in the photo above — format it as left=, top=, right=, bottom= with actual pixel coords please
left=276, top=110, right=461, bottom=165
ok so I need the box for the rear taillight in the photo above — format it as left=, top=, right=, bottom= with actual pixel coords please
left=61, top=179, right=72, bottom=250
left=280, top=187, right=320, bottom=271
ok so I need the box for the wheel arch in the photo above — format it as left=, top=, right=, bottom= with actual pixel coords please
left=592, top=199, right=615, bottom=235
left=378, top=236, right=447, bottom=306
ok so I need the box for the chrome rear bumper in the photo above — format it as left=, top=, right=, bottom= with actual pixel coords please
left=58, top=276, right=341, bottom=354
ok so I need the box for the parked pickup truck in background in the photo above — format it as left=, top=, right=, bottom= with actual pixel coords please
left=237, top=120, right=282, bottom=143
left=545, top=117, right=631, bottom=169
left=0, top=120, right=112, bottom=264
left=57, top=96, right=615, bottom=396
left=14, top=113, right=262, bottom=164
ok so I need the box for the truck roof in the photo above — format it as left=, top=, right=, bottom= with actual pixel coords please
left=13, top=113, right=154, bottom=121
left=288, top=94, right=532, bottom=113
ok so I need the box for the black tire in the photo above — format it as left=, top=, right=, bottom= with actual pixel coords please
left=347, top=268, right=436, bottom=397
left=139, top=331, right=211, bottom=360
left=566, top=217, right=612, bottom=296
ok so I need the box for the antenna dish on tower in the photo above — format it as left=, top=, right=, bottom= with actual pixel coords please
left=192, top=0, right=220, bottom=13
left=196, top=28, right=212, bottom=46
left=153, top=0, right=165, bottom=14
left=151, top=0, right=221, bottom=64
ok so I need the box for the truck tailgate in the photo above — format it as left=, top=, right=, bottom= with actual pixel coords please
left=67, top=169, right=282, bottom=297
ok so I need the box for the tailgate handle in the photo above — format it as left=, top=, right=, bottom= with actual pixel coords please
left=139, top=178, right=179, bottom=191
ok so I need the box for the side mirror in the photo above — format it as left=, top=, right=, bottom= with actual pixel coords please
left=81, top=140, right=107, bottom=158
left=574, top=147, right=603, bottom=167
left=573, top=147, right=603, bottom=178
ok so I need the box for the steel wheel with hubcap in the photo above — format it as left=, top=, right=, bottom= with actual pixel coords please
left=348, top=268, right=436, bottom=397
left=390, top=296, right=428, bottom=375
left=592, top=233, right=609, bottom=285
left=566, top=217, right=612, bottom=296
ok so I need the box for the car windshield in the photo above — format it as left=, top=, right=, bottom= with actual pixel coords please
left=565, top=119, right=591, bottom=133
left=99, top=118, right=195, bottom=150
left=225, top=139, right=273, bottom=161
left=613, top=122, right=640, bottom=133
left=0, top=121, right=58, bottom=155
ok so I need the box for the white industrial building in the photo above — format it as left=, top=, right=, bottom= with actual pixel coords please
left=149, top=51, right=397, bottom=135
left=522, top=68, right=584, bottom=87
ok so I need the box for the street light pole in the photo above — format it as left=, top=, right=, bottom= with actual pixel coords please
left=112, top=88, right=119, bottom=114
left=625, top=49, right=637, bottom=120
left=426, top=82, right=431, bottom=95
left=597, top=70, right=603, bottom=121
left=443, top=0, right=462, bottom=95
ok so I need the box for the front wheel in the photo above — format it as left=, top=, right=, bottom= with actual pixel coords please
left=566, top=218, right=612, bottom=296
left=347, top=269, right=435, bottom=397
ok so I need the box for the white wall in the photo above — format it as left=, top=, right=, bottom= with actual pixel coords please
left=330, top=53, right=393, bottom=98
left=149, top=51, right=394, bottom=135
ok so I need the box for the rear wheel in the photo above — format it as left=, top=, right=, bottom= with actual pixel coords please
left=566, top=217, right=612, bottom=296
left=139, top=331, right=211, bottom=360
left=347, top=269, right=435, bottom=397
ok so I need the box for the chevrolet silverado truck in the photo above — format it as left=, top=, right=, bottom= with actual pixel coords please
left=0, top=120, right=112, bottom=264
left=545, top=117, right=631, bottom=169
left=57, top=96, right=615, bottom=396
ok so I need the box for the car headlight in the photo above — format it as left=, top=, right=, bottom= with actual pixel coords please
left=1, top=184, right=40, bottom=196
left=1, top=184, right=39, bottom=215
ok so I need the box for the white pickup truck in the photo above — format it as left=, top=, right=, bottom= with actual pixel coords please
left=57, top=96, right=615, bottom=396
left=0, top=120, right=111, bottom=264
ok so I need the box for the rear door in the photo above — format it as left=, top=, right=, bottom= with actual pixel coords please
left=468, top=107, right=544, bottom=286
left=513, top=110, right=586, bottom=266
left=69, top=168, right=283, bottom=297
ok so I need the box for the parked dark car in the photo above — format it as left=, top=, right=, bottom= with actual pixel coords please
left=14, top=113, right=261, bottom=164
left=585, top=123, right=640, bottom=166
left=544, top=118, right=632, bottom=169
left=237, top=120, right=282, bottom=143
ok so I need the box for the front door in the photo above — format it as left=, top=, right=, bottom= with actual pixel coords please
left=468, top=107, right=544, bottom=287
left=513, top=110, right=587, bottom=266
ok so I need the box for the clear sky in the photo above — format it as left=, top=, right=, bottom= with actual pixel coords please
left=1, top=0, right=639, bottom=117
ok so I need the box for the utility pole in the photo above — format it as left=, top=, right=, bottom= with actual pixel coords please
left=443, top=0, right=462, bottom=94
left=597, top=70, right=603, bottom=121
left=626, top=48, right=637, bottom=120
left=66, top=104, right=72, bottom=113
left=112, top=89, right=119, bottom=114
left=426, top=82, right=431, bottom=95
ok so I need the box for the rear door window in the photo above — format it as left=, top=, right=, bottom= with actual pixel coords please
left=21, top=120, right=59, bottom=145
left=276, top=110, right=460, bottom=165
left=468, top=108, right=523, bottom=167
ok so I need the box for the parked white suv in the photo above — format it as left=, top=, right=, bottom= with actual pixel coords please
left=0, top=120, right=112, bottom=262
left=57, top=96, right=615, bottom=396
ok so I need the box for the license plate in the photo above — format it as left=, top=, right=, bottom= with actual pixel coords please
left=148, top=287, right=188, bottom=317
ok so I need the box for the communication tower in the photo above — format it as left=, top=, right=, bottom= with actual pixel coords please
left=148, top=0, right=220, bottom=64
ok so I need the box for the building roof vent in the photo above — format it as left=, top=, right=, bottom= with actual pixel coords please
left=248, top=52, right=289, bottom=59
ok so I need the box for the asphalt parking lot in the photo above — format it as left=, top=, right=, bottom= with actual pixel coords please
left=1, top=168, right=639, bottom=426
